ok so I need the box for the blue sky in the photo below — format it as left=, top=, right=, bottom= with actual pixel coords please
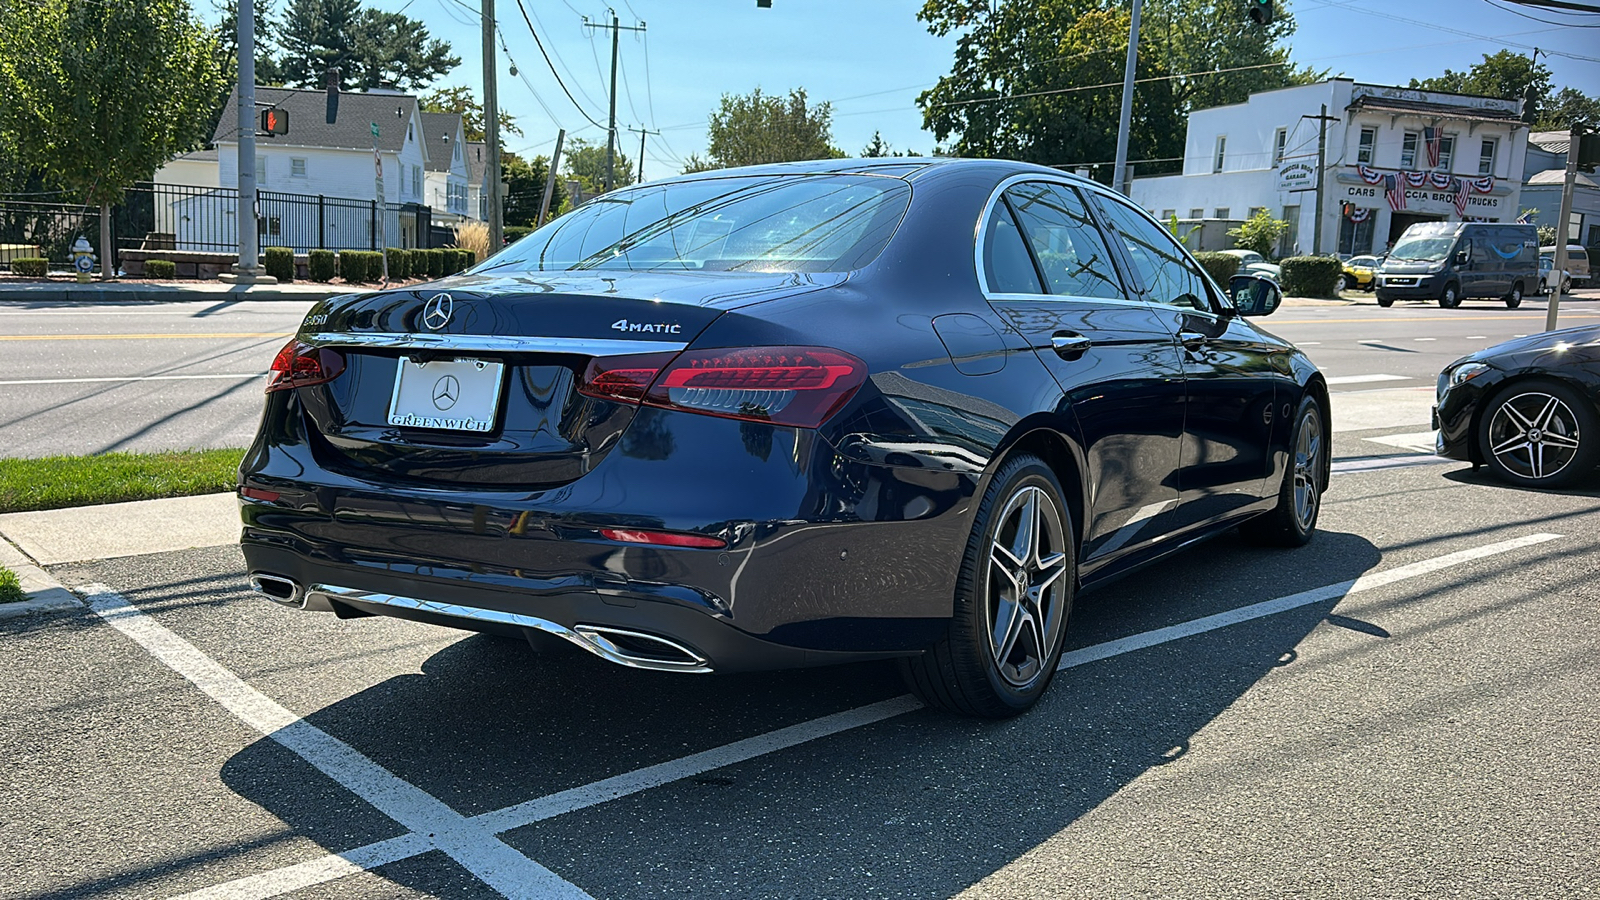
left=228, top=0, right=1600, bottom=176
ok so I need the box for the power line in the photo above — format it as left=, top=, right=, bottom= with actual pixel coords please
left=1302, top=0, right=1600, bottom=62
left=1484, top=0, right=1600, bottom=25
left=509, top=0, right=608, bottom=130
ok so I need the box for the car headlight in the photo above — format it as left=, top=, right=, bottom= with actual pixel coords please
left=1439, top=361, right=1490, bottom=398
left=1428, top=261, right=1446, bottom=273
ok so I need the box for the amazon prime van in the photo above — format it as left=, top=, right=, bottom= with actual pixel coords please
left=1375, top=221, right=1538, bottom=309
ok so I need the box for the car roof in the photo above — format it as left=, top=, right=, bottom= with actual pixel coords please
left=641, top=156, right=1093, bottom=189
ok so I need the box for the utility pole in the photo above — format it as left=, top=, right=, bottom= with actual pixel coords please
left=221, top=0, right=274, bottom=283
left=537, top=129, right=566, bottom=227
left=1546, top=122, right=1581, bottom=331
left=483, top=0, right=503, bottom=251
left=584, top=12, right=646, bottom=192
left=1111, top=0, right=1143, bottom=196
left=1302, top=105, right=1340, bottom=256
left=627, top=125, right=659, bottom=184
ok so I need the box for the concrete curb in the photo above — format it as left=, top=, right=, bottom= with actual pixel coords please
left=0, top=493, right=240, bottom=566
left=0, top=284, right=343, bottom=304
left=0, top=537, right=81, bottom=619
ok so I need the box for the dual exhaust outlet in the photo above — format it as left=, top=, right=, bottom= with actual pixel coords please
left=247, top=573, right=710, bottom=673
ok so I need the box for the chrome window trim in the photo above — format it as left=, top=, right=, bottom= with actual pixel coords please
left=302, top=332, right=689, bottom=357
left=1079, top=184, right=1232, bottom=321
left=974, top=174, right=1145, bottom=309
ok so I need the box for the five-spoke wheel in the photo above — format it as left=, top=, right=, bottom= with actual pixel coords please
left=1478, top=380, right=1599, bottom=488
left=985, top=485, right=1069, bottom=690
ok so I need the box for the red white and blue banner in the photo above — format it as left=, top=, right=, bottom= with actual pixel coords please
left=1385, top=174, right=1407, bottom=211
left=1404, top=171, right=1430, bottom=188
left=1427, top=172, right=1455, bottom=189
left=1468, top=175, right=1495, bottom=194
left=1452, top=178, right=1469, bottom=216
left=1358, top=164, right=1385, bottom=185
left=1423, top=127, right=1443, bottom=169
left=1348, top=207, right=1373, bottom=223
left=1515, top=210, right=1533, bottom=224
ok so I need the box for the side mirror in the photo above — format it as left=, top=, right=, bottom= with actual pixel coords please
left=1228, top=275, right=1282, bottom=317
left=1455, top=249, right=1469, bottom=265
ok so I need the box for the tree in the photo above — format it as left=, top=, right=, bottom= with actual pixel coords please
left=0, top=0, right=225, bottom=277
left=502, top=152, right=565, bottom=227
left=216, top=0, right=284, bottom=85
left=564, top=137, right=634, bottom=192
left=861, top=130, right=921, bottom=157
left=420, top=86, right=521, bottom=142
left=1227, top=208, right=1289, bottom=258
left=1538, top=87, right=1600, bottom=131
left=1410, top=50, right=1553, bottom=121
left=697, top=87, right=843, bottom=170
left=276, top=0, right=457, bottom=91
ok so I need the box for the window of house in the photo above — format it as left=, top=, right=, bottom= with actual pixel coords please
left=1213, top=135, right=1226, bottom=174
left=412, top=165, right=421, bottom=197
left=1273, top=128, right=1287, bottom=167
left=1357, top=127, right=1376, bottom=165
left=1189, top=208, right=1204, bottom=219
left=1400, top=131, right=1419, bottom=168
left=1160, top=209, right=1176, bottom=219
left=1478, top=137, right=1497, bottom=176
left=1214, top=207, right=1231, bottom=220
left=290, top=157, right=306, bottom=177
left=1248, top=206, right=1266, bottom=219
left=1437, top=134, right=1456, bottom=171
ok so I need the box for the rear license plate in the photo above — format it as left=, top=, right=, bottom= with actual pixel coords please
left=388, top=357, right=504, bottom=432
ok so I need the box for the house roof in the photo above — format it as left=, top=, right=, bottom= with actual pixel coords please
left=1529, top=131, right=1571, bottom=154
left=211, top=87, right=422, bottom=155
left=420, top=112, right=463, bottom=173
left=1345, top=93, right=1524, bottom=124
left=1527, top=168, right=1597, bottom=188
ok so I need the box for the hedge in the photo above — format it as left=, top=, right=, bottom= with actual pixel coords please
left=309, top=249, right=336, bottom=282
left=385, top=248, right=411, bottom=280
left=338, top=250, right=369, bottom=283
left=1279, top=256, right=1343, bottom=298
left=262, top=246, right=295, bottom=282
left=10, top=257, right=48, bottom=277
left=421, top=248, right=444, bottom=279
left=145, top=259, right=177, bottom=279
left=504, top=225, right=534, bottom=243
left=1193, top=252, right=1241, bottom=286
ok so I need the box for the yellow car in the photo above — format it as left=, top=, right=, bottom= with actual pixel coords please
left=1339, top=255, right=1380, bottom=292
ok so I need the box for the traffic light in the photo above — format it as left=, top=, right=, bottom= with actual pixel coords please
left=1248, top=0, right=1273, bottom=25
left=259, top=108, right=288, bottom=136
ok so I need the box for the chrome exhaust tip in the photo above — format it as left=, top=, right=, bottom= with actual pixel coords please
left=572, top=625, right=709, bottom=671
left=249, top=573, right=302, bottom=607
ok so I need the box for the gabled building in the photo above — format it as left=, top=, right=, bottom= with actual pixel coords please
left=1131, top=79, right=1530, bottom=258
left=1523, top=130, right=1600, bottom=249
left=420, top=112, right=474, bottom=224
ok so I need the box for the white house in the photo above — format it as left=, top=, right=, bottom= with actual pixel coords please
left=1523, top=130, right=1600, bottom=249
left=1131, top=79, right=1530, bottom=258
left=420, top=112, right=474, bottom=225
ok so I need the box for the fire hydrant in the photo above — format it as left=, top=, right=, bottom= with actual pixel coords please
left=70, top=236, right=95, bottom=283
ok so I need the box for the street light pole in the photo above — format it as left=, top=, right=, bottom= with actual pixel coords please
left=1111, top=0, right=1143, bottom=196
left=1546, top=122, right=1580, bottom=332
left=221, top=0, right=275, bottom=283
left=483, top=0, right=503, bottom=251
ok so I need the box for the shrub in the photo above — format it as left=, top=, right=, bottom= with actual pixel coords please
left=10, top=257, right=48, bottom=277
left=1226, top=209, right=1289, bottom=258
left=262, top=246, right=295, bottom=282
left=1279, top=256, right=1343, bottom=298
left=338, top=250, right=368, bottom=283
left=452, top=220, right=489, bottom=262
left=504, top=225, right=534, bottom=243
left=145, top=259, right=177, bottom=279
left=422, top=248, right=445, bottom=279
left=1193, top=252, right=1241, bottom=286
left=0, top=566, right=23, bottom=604
left=309, top=249, right=336, bottom=282
left=458, top=248, right=477, bottom=272
left=384, top=248, right=410, bottom=280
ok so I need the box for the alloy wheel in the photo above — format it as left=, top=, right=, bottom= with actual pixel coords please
left=1487, top=391, right=1583, bottom=481
left=985, top=485, right=1068, bottom=689
left=1292, top=408, right=1322, bottom=530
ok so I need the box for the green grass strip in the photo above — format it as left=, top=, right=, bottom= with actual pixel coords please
left=0, top=449, right=243, bottom=514
left=0, top=566, right=23, bottom=603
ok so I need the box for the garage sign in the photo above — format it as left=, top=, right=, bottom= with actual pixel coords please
left=1277, top=161, right=1318, bottom=192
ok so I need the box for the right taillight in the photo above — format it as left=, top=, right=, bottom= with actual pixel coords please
left=576, top=346, right=867, bottom=429
left=265, top=339, right=345, bottom=393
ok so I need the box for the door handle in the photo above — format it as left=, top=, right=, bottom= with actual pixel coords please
left=1179, top=331, right=1209, bottom=351
left=1051, top=332, right=1092, bottom=360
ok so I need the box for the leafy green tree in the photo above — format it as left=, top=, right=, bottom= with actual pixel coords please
left=564, top=137, right=634, bottom=192
left=502, top=152, right=565, bottom=227
left=420, top=85, right=521, bottom=142
left=0, top=0, right=225, bottom=277
left=861, top=130, right=921, bottom=157
left=1227, top=208, right=1288, bottom=258
left=1410, top=50, right=1552, bottom=121
left=696, top=87, right=843, bottom=170
left=1538, top=87, right=1600, bottom=131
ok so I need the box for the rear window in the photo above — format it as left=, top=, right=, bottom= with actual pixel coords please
left=477, top=174, right=911, bottom=275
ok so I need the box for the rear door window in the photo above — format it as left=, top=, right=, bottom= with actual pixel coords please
left=1092, top=192, right=1215, bottom=312
left=1003, top=183, right=1126, bottom=300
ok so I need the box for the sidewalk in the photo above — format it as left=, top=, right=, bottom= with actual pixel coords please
left=0, top=280, right=350, bottom=304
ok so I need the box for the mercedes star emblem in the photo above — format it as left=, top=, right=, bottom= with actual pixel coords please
left=431, top=374, right=461, bottom=410
left=422, top=292, right=454, bottom=330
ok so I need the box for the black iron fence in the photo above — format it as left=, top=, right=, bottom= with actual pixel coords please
left=1, top=183, right=453, bottom=266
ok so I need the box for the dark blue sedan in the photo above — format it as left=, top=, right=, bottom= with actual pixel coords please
left=240, top=158, right=1328, bottom=717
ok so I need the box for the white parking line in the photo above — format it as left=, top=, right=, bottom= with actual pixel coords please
left=0, top=373, right=265, bottom=386
left=81, top=586, right=592, bottom=900
left=157, top=532, right=1563, bottom=900
left=1325, top=374, right=1409, bottom=385
left=1414, top=337, right=1437, bottom=342
left=1331, top=454, right=1449, bottom=474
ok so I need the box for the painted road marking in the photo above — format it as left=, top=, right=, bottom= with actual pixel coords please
left=0, top=373, right=265, bottom=386
left=1325, top=374, right=1409, bottom=385
left=1414, top=337, right=1437, bottom=342
left=0, top=332, right=290, bottom=341
left=164, top=533, right=1563, bottom=900
left=82, top=586, right=592, bottom=900
left=1364, top=430, right=1438, bottom=454
left=1466, top=335, right=1487, bottom=340
left=1331, top=454, right=1450, bottom=474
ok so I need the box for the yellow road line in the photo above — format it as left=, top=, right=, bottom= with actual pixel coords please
left=0, top=332, right=292, bottom=341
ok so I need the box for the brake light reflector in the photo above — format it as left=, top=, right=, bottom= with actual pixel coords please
left=265, top=339, right=346, bottom=393
left=576, top=352, right=678, bottom=403
left=240, top=486, right=281, bottom=502
left=646, top=347, right=866, bottom=428
left=600, top=528, right=727, bottom=549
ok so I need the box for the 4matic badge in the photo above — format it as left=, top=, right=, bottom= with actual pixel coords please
left=611, top=318, right=682, bottom=334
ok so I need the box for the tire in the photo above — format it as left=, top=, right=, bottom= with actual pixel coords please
left=1477, top=378, right=1600, bottom=489
left=1561, top=275, right=1572, bottom=295
left=1438, top=282, right=1461, bottom=309
left=1335, top=274, right=1349, bottom=293
left=1377, top=295, right=1394, bottom=308
left=1241, top=394, right=1325, bottom=547
left=899, top=454, right=1074, bottom=718
left=1505, top=281, right=1524, bottom=309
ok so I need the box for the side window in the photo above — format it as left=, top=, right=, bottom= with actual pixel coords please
left=982, top=201, right=1044, bottom=294
left=1004, top=182, right=1125, bottom=300
left=1094, top=193, right=1213, bottom=312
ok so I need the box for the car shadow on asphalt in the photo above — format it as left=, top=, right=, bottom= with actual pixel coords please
left=199, top=531, right=1386, bottom=898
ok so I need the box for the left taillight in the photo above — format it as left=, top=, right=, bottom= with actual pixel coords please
left=265, top=339, right=345, bottom=393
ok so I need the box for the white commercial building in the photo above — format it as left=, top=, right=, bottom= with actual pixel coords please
left=1132, top=79, right=1529, bottom=258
